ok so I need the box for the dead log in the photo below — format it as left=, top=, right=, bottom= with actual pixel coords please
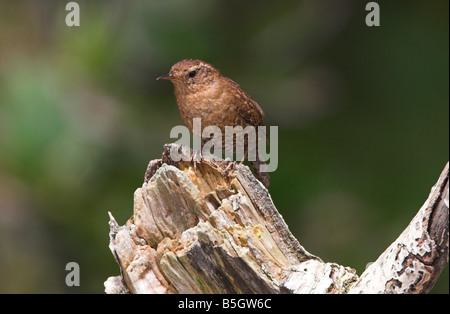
left=104, top=144, right=448, bottom=294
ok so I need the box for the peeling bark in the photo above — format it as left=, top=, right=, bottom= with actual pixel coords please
left=104, top=144, right=448, bottom=294
left=348, top=163, right=449, bottom=294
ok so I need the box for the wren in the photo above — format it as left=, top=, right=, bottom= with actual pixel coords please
left=157, top=59, right=269, bottom=187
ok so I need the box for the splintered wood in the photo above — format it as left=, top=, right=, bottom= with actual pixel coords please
left=105, top=144, right=448, bottom=294
left=105, top=144, right=356, bottom=294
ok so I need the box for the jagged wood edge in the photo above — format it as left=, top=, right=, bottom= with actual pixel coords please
left=106, top=144, right=448, bottom=294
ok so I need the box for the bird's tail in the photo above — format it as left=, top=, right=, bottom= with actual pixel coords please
left=249, top=156, right=270, bottom=187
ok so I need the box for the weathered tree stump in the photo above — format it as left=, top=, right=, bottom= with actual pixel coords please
left=104, top=144, right=448, bottom=294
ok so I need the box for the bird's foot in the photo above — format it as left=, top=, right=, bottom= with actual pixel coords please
left=222, top=158, right=237, bottom=177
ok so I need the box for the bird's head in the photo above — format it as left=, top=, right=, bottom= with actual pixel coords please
left=157, top=59, right=220, bottom=94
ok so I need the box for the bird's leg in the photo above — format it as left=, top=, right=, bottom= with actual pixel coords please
left=192, top=145, right=202, bottom=172
left=239, top=150, right=248, bottom=165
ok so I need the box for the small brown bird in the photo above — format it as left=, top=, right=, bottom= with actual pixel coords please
left=157, top=59, right=269, bottom=187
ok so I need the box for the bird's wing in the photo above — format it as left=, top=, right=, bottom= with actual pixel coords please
left=224, top=77, right=264, bottom=127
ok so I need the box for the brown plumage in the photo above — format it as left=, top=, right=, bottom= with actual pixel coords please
left=157, top=59, right=269, bottom=187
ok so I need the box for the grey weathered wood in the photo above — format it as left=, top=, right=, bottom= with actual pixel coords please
left=104, top=144, right=448, bottom=294
left=348, top=162, right=449, bottom=294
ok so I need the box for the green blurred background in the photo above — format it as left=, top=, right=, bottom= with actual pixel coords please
left=0, top=0, right=448, bottom=293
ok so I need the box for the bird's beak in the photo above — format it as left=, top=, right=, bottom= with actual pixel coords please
left=156, top=73, right=174, bottom=81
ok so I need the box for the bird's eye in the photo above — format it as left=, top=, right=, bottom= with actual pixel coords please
left=188, top=70, right=197, bottom=78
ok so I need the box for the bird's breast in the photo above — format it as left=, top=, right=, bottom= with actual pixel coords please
left=176, top=81, right=238, bottom=134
